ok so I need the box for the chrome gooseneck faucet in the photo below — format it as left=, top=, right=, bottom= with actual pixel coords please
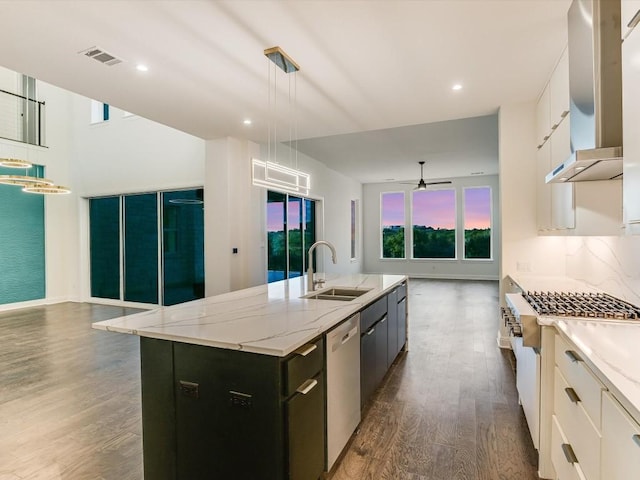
left=307, top=240, right=337, bottom=291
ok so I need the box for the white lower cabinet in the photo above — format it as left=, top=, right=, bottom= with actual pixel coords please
left=553, top=367, right=601, bottom=480
left=602, top=391, right=640, bottom=479
left=551, top=414, right=588, bottom=480
left=549, top=333, right=604, bottom=480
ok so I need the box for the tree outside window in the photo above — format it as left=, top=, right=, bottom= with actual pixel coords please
left=381, top=192, right=405, bottom=259
left=412, top=189, right=456, bottom=259
left=463, top=187, right=492, bottom=259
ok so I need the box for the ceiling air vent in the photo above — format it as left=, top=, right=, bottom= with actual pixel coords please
left=80, top=46, right=123, bottom=66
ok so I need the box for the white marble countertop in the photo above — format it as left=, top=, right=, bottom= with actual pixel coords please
left=554, top=319, right=640, bottom=421
left=507, top=273, right=640, bottom=420
left=92, top=273, right=406, bottom=357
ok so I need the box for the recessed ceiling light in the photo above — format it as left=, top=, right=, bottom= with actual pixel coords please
left=575, top=166, right=586, bottom=171
left=452, top=84, right=463, bottom=91
left=243, top=119, right=252, bottom=125
left=136, top=64, right=149, bottom=72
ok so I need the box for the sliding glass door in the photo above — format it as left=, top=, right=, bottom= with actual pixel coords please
left=266, top=191, right=316, bottom=283
left=89, top=188, right=204, bottom=306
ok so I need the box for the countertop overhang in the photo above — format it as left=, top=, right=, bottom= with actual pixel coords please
left=92, top=274, right=406, bottom=357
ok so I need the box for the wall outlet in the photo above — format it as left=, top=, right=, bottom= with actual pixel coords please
left=516, top=261, right=531, bottom=273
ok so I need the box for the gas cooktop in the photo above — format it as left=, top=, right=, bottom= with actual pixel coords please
left=524, top=291, right=640, bottom=320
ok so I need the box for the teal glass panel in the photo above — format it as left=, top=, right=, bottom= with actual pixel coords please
left=124, top=193, right=158, bottom=304
left=89, top=197, right=120, bottom=299
left=0, top=165, right=45, bottom=304
left=267, top=191, right=286, bottom=283
left=162, top=189, right=204, bottom=306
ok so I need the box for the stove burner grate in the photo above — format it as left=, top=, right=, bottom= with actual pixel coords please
left=523, top=291, right=640, bottom=319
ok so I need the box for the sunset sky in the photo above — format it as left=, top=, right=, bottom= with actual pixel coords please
left=464, top=187, right=491, bottom=229
left=382, top=187, right=491, bottom=230
left=412, top=190, right=456, bottom=229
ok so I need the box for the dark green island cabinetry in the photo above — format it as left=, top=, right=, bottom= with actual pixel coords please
left=140, top=336, right=325, bottom=480
left=360, top=281, right=407, bottom=408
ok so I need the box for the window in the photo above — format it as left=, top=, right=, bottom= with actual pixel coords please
left=412, top=189, right=456, bottom=259
left=350, top=199, right=358, bottom=260
left=381, top=192, right=405, bottom=259
left=90, top=99, right=109, bottom=123
left=266, top=191, right=316, bottom=283
left=463, top=186, right=492, bottom=259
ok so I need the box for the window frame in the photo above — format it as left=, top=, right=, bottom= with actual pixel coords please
left=410, top=187, right=457, bottom=261
left=462, top=185, right=493, bottom=261
left=380, top=191, right=406, bottom=260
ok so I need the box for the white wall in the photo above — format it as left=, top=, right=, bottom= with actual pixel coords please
left=71, top=99, right=205, bottom=197
left=204, top=139, right=363, bottom=296
left=498, top=102, right=568, bottom=345
left=362, top=175, right=500, bottom=280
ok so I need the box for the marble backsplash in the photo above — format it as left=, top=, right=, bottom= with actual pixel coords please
left=565, top=236, right=640, bottom=306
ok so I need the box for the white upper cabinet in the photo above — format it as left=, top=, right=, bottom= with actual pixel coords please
left=536, top=49, right=575, bottom=232
left=623, top=2, right=640, bottom=233
left=622, top=1, right=640, bottom=39
left=549, top=48, right=570, bottom=129
left=537, top=85, right=551, bottom=148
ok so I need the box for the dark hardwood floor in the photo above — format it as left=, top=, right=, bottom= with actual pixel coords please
left=330, top=279, right=538, bottom=480
left=0, top=279, right=538, bottom=480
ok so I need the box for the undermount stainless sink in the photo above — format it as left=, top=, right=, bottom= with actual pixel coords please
left=303, top=287, right=372, bottom=302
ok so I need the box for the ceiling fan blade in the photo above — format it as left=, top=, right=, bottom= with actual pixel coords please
left=424, top=180, right=452, bottom=185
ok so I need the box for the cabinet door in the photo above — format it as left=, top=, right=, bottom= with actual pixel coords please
left=622, top=2, right=640, bottom=38
left=550, top=118, right=575, bottom=230
left=387, top=290, right=399, bottom=366
left=360, top=325, right=377, bottom=408
left=537, top=141, right=552, bottom=231
left=602, top=391, right=640, bottom=480
left=397, top=297, right=407, bottom=353
left=375, top=315, right=389, bottom=388
left=550, top=48, right=570, bottom=125
left=287, top=371, right=325, bottom=480
left=536, top=84, right=551, bottom=147
left=623, top=15, right=640, bottom=231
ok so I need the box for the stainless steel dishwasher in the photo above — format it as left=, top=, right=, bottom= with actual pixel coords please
left=326, top=313, right=361, bottom=470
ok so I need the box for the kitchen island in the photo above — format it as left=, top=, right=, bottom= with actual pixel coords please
left=93, top=273, right=408, bottom=480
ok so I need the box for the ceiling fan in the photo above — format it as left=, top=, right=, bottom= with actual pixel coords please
left=401, top=161, right=452, bottom=190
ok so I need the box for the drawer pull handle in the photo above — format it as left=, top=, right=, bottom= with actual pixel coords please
left=294, top=343, right=317, bottom=357
left=561, top=443, right=578, bottom=464
left=366, top=327, right=375, bottom=336
left=380, top=315, right=387, bottom=324
left=633, top=435, right=640, bottom=447
left=565, top=387, right=581, bottom=404
left=296, top=379, right=318, bottom=395
left=565, top=350, right=582, bottom=363
left=561, top=110, right=569, bottom=118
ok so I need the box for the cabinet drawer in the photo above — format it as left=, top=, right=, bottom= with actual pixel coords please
left=361, top=296, right=387, bottom=332
left=602, top=391, right=640, bottom=480
left=551, top=414, right=588, bottom=480
left=555, top=333, right=604, bottom=428
left=284, top=337, right=324, bottom=397
left=554, top=367, right=601, bottom=480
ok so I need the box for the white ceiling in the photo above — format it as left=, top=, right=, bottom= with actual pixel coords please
left=0, top=0, right=570, bottom=184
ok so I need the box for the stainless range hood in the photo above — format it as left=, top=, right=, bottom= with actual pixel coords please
left=546, top=0, right=623, bottom=184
